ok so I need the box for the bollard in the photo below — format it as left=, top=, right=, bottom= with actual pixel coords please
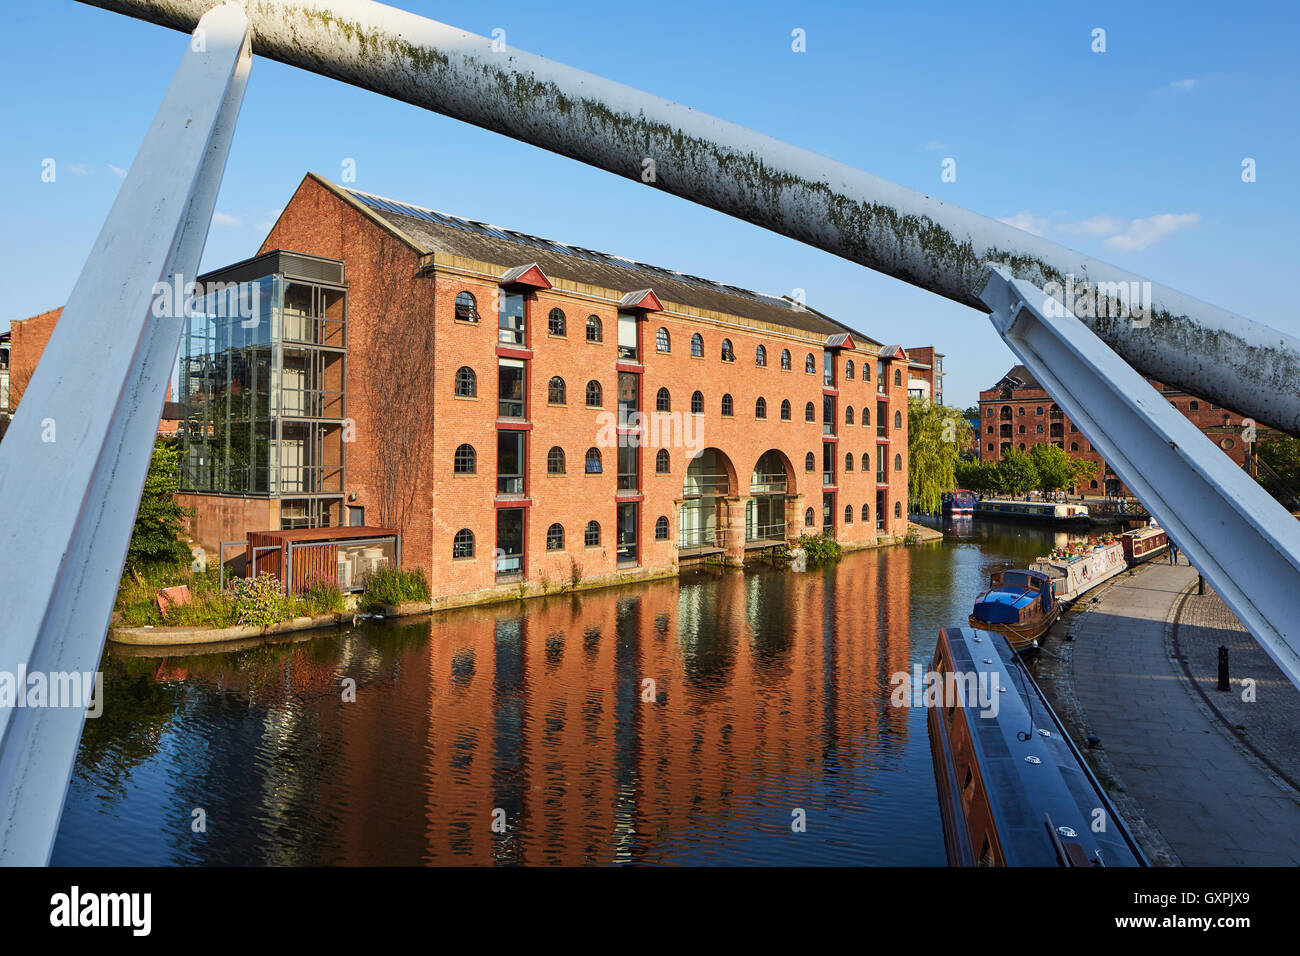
left=1198, top=574, right=1205, bottom=596
left=1218, top=646, right=1230, bottom=691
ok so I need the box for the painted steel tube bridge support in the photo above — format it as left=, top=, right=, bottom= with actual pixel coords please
left=0, top=6, right=252, bottom=865
left=980, top=265, right=1300, bottom=690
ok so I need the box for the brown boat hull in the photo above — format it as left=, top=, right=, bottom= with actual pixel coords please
left=967, top=607, right=1059, bottom=651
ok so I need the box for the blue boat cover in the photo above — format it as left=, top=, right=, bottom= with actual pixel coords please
left=973, top=587, right=1035, bottom=624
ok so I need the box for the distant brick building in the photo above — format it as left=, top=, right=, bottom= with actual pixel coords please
left=978, top=364, right=1267, bottom=495
left=906, top=346, right=945, bottom=406
left=174, top=173, right=912, bottom=608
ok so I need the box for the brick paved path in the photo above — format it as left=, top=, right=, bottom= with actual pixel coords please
left=1066, top=559, right=1300, bottom=866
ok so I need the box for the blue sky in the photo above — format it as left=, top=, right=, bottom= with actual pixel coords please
left=3, top=0, right=1297, bottom=407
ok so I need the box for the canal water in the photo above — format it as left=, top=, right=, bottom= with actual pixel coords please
left=52, top=521, right=1080, bottom=866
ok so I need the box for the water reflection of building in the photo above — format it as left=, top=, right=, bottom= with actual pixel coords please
left=127, top=551, right=914, bottom=864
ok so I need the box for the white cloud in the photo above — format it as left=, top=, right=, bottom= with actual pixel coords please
left=212, top=212, right=241, bottom=227
left=992, top=211, right=1201, bottom=251
left=1102, top=213, right=1200, bottom=251
left=998, top=211, right=1049, bottom=237
left=1057, top=214, right=1128, bottom=237
left=255, top=207, right=284, bottom=233
left=67, top=163, right=88, bottom=176
left=108, top=164, right=127, bottom=178
left=924, top=139, right=947, bottom=151
left=1168, top=78, right=1198, bottom=93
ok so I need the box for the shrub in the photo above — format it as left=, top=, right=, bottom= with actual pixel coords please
left=232, top=572, right=292, bottom=627
left=796, top=531, right=842, bottom=566
left=298, top=571, right=346, bottom=615
left=358, top=567, right=430, bottom=613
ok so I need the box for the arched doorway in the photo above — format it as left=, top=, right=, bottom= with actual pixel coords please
left=747, top=449, right=793, bottom=544
left=681, top=448, right=737, bottom=553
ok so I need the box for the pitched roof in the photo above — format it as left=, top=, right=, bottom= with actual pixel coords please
left=991, top=364, right=1043, bottom=392
left=305, top=174, right=882, bottom=346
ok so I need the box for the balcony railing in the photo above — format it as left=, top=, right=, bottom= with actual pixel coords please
left=277, top=464, right=344, bottom=494
left=280, top=385, right=344, bottom=419
left=823, top=471, right=833, bottom=486
left=281, top=309, right=345, bottom=348
left=498, top=398, right=524, bottom=419
left=497, top=475, right=524, bottom=495
left=749, top=521, right=786, bottom=542
left=682, top=474, right=729, bottom=496
left=877, top=422, right=887, bottom=437
left=749, top=476, right=787, bottom=494
left=679, top=526, right=728, bottom=550
left=617, top=473, right=638, bottom=492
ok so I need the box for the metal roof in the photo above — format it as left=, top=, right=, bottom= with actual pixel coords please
left=315, top=175, right=883, bottom=345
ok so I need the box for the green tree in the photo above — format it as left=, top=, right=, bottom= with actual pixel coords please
left=1029, top=443, right=1072, bottom=494
left=907, top=397, right=971, bottom=514
left=996, top=448, right=1039, bottom=497
left=1067, top=457, right=1099, bottom=493
left=1257, top=436, right=1300, bottom=506
left=125, top=437, right=193, bottom=574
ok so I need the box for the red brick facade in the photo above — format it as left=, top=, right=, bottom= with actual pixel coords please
left=978, top=364, right=1264, bottom=494
left=251, top=174, right=911, bottom=606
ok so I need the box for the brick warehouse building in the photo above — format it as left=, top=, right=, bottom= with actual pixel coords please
left=978, top=364, right=1271, bottom=496
left=172, top=173, right=911, bottom=608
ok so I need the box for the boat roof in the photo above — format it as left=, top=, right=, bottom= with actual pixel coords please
left=978, top=588, right=1039, bottom=610
left=935, top=627, right=1146, bottom=866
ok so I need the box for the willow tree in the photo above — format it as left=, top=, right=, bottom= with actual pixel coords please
left=907, top=397, right=971, bottom=514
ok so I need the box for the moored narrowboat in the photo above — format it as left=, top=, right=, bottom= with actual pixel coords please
left=1121, top=523, right=1169, bottom=565
left=1030, top=536, right=1127, bottom=603
left=974, top=498, right=1090, bottom=526
left=928, top=626, right=1147, bottom=867
left=968, top=568, right=1059, bottom=651
left=943, top=489, right=976, bottom=516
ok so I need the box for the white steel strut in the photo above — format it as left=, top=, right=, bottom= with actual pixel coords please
left=0, top=5, right=252, bottom=865
left=980, top=265, right=1300, bottom=689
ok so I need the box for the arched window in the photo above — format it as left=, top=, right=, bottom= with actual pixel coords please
left=584, top=521, right=601, bottom=546
left=1037, top=406, right=1044, bottom=415
left=548, top=308, right=566, bottom=337
left=454, top=291, right=478, bottom=322
left=861, top=452, right=870, bottom=471
left=656, top=387, right=671, bottom=412
left=455, top=366, right=476, bottom=397
left=544, top=523, right=565, bottom=551
left=585, top=448, right=602, bottom=474
left=755, top=345, right=767, bottom=367
left=1037, top=424, right=1044, bottom=434
left=862, top=406, right=870, bottom=426
left=656, top=327, right=670, bottom=353
left=1018, top=425, right=1025, bottom=434
left=755, top=397, right=767, bottom=419
left=691, top=390, right=704, bottom=414
left=721, top=393, right=734, bottom=416
left=894, top=501, right=902, bottom=518
left=547, top=446, right=566, bottom=474
left=453, top=528, right=475, bottom=558
left=780, top=349, right=791, bottom=370
left=894, top=453, right=902, bottom=471
left=845, top=406, right=854, bottom=425
left=804, top=507, right=815, bottom=526
left=863, top=362, right=871, bottom=381
left=721, top=339, right=735, bottom=362
left=844, top=505, right=853, bottom=524
left=844, top=452, right=854, bottom=471
left=805, top=402, right=816, bottom=423
left=805, top=353, right=816, bottom=374
left=845, top=360, right=855, bottom=380
left=1190, top=400, right=1199, bottom=410
left=586, top=315, right=602, bottom=342
left=805, top=452, right=816, bottom=471
left=586, top=380, right=603, bottom=407
left=894, top=368, right=902, bottom=386
left=691, top=333, right=704, bottom=357
left=454, top=444, right=476, bottom=473
left=656, top=449, right=670, bottom=474
left=861, top=504, right=869, bottom=523
left=548, top=376, right=566, bottom=404
left=1071, top=442, right=1079, bottom=451
left=655, top=515, right=669, bottom=540
left=894, top=410, right=902, bottom=429
left=780, top=399, right=791, bottom=421
left=1018, top=407, right=1025, bottom=416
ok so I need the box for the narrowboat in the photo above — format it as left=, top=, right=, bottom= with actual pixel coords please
left=1121, top=522, right=1169, bottom=565
left=928, top=626, right=1148, bottom=866
left=943, top=489, right=976, bottom=516
left=1029, top=536, right=1127, bottom=603
left=968, top=568, right=1059, bottom=651
left=974, top=498, right=1090, bottom=527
